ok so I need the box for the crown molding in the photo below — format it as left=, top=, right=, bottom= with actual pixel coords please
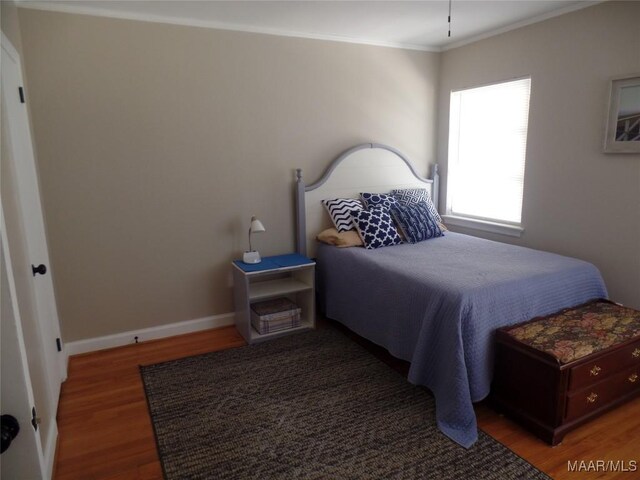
left=16, top=0, right=604, bottom=54
left=15, top=1, right=439, bottom=52
left=442, top=0, right=604, bottom=51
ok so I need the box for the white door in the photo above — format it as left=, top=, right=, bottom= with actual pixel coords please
left=1, top=207, right=47, bottom=480
left=1, top=33, right=66, bottom=478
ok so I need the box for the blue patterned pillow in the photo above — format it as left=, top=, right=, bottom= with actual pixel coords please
left=360, top=192, right=399, bottom=210
left=391, top=202, right=443, bottom=244
left=322, top=198, right=364, bottom=232
left=351, top=208, right=403, bottom=249
left=392, top=188, right=441, bottom=223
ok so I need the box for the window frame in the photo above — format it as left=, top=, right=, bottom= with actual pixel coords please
left=444, top=76, right=532, bottom=237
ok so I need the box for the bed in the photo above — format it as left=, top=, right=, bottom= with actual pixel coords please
left=294, top=143, right=608, bottom=448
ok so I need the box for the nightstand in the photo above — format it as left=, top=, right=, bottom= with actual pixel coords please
left=232, top=253, right=316, bottom=344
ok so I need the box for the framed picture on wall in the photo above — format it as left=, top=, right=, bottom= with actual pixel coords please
left=604, top=74, right=640, bottom=153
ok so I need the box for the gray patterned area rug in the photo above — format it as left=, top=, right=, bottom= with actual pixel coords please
left=141, top=327, right=550, bottom=480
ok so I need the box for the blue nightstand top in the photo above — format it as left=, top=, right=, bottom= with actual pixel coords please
left=233, top=253, right=314, bottom=273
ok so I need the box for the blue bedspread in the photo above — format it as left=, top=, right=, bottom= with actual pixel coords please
left=316, top=232, right=607, bottom=447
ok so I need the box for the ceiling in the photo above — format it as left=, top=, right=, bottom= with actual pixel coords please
left=16, top=0, right=599, bottom=51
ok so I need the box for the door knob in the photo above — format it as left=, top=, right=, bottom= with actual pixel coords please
left=31, top=264, right=47, bottom=276
left=1, top=415, right=20, bottom=454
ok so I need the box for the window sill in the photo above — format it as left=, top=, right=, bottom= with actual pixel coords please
left=442, top=215, right=524, bottom=238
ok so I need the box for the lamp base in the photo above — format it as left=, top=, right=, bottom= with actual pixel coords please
left=243, top=251, right=261, bottom=264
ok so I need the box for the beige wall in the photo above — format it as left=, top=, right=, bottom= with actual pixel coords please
left=1, top=1, right=23, bottom=52
left=438, top=1, right=640, bottom=309
left=18, top=9, right=439, bottom=341
left=15, top=2, right=640, bottom=343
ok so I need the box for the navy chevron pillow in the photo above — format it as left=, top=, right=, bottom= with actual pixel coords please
left=322, top=198, right=364, bottom=232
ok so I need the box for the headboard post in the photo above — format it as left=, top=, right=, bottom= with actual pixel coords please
left=432, top=163, right=440, bottom=212
left=295, top=168, right=307, bottom=256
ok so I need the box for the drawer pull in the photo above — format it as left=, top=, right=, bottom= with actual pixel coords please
left=590, top=365, right=602, bottom=376
left=633, top=348, right=640, bottom=359
left=586, top=392, right=598, bottom=404
left=630, top=373, right=638, bottom=383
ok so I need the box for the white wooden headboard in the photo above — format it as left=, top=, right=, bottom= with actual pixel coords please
left=295, top=143, right=439, bottom=257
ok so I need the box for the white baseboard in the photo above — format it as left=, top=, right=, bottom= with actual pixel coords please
left=64, top=312, right=235, bottom=358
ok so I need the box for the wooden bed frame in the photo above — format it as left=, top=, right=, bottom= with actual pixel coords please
left=294, top=143, right=439, bottom=257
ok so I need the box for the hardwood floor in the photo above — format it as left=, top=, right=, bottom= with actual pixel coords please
left=476, top=400, right=640, bottom=479
left=55, top=325, right=640, bottom=479
left=54, top=326, right=245, bottom=480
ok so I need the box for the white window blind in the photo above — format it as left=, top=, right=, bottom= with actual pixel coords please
left=447, top=77, right=531, bottom=225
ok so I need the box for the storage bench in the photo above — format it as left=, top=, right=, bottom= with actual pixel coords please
left=491, top=299, right=640, bottom=445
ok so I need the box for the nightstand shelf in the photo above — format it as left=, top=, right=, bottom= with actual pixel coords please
left=249, top=278, right=312, bottom=301
left=232, top=254, right=315, bottom=344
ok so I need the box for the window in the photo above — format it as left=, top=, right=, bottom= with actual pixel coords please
left=446, top=77, right=531, bottom=234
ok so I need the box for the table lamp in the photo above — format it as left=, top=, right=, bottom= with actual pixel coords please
left=243, top=216, right=265, bottom=264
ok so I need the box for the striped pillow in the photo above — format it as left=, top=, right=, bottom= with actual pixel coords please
left=322, top=198, right=364, bottom=232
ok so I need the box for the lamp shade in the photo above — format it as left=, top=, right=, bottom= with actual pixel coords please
left=250, top=216, right=265, bottom=234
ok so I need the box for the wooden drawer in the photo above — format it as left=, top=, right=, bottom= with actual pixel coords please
left=569, top=340, right=640, bottom=391
left=565, top=364, right=640, bottom=422
left=569, top=339, right=640, bottom=391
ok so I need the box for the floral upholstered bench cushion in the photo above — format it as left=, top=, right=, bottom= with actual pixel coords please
left=506, top=300, right=640, bottom=365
